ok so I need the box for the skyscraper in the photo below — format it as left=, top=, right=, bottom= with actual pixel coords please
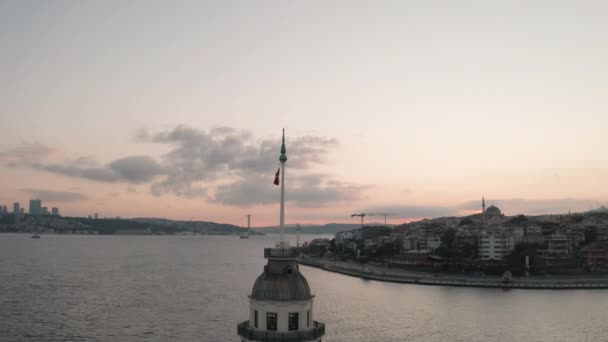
left=29, top=199, right=42, bottom=216
left=52, top=207, right=59, bottom=216
left=13, top=202, right=20, bottom=219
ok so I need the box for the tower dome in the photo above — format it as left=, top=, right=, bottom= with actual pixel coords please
left=251, top=264, right=313, bottom=301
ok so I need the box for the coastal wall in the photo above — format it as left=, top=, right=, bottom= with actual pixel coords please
left=298, top=257, right=608, bottom=290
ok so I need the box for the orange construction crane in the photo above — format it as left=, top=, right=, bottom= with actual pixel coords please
left=350, top=213, right=366, bottom=227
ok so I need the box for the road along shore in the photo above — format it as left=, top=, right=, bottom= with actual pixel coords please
left=298, top=257, right=608, bottom=290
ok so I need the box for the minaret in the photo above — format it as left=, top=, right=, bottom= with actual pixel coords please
left=237, top=129, right=325, bottom=342
left=296, top=224, right=301, bottom=248
left=482, top=197, right=486, bottom=226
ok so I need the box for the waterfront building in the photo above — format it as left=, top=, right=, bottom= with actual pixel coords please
left=504, top=226, right=525, bottom=244
left=538, top=233, right=572, bottom=264
left=401, top=228, right=425, bottom=251
left=334, top=230, right=354, bottom=249
left=237, top=130, right=325, bottom=342
left=596, top=224, right=608, bottom=242
left=525, top=224, right=542, bottom=234
left=522, top=232, right=545, bottom=245
left=581, top=242, right=608, bottom=270
left=352, top=228, right=363, bottom=241
left=389, top=249, right=432, bottom=266
left=425, top=234, right=442, bottom=252
left=479, top=229, right=515, bottom=260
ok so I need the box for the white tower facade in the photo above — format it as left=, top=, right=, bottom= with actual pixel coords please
left=237, top=130, right=325, bottom=342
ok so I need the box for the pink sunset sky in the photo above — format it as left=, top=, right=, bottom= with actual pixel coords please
left=1, top=1, right=607, bottom=226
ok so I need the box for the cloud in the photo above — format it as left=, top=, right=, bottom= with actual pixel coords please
left=20, top=188, right=88, bottom=202
left=0, top=142, right=56, bottom=166
left=142, top=125, right=355, bottom=204
left=215, top=173, right=363, bottom=207
left=108, top=156, right=165, bottom=183
left=32, top=155, right=163, bottom=184
left=5, top=125, right=365, bottom=207
left=459, top=198, right=605, bottom=215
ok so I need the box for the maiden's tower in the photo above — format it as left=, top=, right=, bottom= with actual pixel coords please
left=237, top=130, right=325, bottom=342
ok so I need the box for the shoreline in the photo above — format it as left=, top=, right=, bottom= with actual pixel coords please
left=298, top=257, right=608, bottom=290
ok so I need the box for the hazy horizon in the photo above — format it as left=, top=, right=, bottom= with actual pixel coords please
left=2, top=1, right=608, bottom=225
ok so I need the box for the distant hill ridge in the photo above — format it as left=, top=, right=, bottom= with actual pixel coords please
left=257, top=222, right=392, bottom=235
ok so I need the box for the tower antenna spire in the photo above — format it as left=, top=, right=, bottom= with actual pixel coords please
left=279, top=128, right=287, bottom=246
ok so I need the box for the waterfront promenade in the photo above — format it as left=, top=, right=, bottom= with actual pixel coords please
left=298, top=257, right=608, bottom=289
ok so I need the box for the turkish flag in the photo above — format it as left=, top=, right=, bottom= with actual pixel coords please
left=273, top=168, right=280, bottom=186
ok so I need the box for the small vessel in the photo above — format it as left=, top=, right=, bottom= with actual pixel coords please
left=502, top=270, right=512, bottom=284
left=240, top=214, right=252, bottom=239
left=31, top=233, right=40, bottom=239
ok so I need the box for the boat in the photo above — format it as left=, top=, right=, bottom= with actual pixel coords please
left=502, top=270, right=512, bottom=284
left=31, top=233, right=40, bottom=239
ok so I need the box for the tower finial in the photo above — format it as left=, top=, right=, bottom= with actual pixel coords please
left=280, top=128, right=287, bottom=163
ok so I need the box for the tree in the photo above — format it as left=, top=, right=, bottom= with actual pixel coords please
left=505, top=243, right=541, bottom=274
left=328, top=238, right=336, bottom=252
left=459, top=218, right=473, bottom=226
left=571, top=213, right=584, bottom=223
left=585, top=227, right=598, bottom=244
left=507, top=215, right=528, bottom=225
left=441, top=228, right=457, bottom=249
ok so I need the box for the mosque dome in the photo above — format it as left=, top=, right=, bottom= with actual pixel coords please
left=485, top=205, right=502, bottom=217
left=250, top=264, right=313, bottom=301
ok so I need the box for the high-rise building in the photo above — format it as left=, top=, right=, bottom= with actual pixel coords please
left=41, top=207, right=49, bottom=215
left=13, top=202, right=20, bottom=216
left=52, top=207, right=60, bottom=216
left=29, top=199, right=42, bottom=216
left=94, top=213, right=99, bottom=219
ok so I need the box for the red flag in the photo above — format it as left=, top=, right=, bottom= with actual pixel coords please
left=273, top=168, right=280, bottom=185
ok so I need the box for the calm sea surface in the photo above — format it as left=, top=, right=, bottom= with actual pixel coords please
left=1, top=233, right=608, bottom=342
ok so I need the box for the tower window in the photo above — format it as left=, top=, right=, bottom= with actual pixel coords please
left=289, top=312, right=299, bottom=331
left=266, top=312, right=277, bottom=331
left=254, top=310, right=258, bottom=328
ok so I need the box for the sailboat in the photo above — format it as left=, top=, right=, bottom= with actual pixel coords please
left=240, top=214, right=252, bottom=239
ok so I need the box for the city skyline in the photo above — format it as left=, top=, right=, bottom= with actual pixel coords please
left=2, top=1, right=608, bottom=225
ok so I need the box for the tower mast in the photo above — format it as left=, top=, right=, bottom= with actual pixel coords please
left=279, top=128, right=287, bottom=245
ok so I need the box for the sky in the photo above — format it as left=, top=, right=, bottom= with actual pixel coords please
left=1, top=0, right=607, bottom=226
